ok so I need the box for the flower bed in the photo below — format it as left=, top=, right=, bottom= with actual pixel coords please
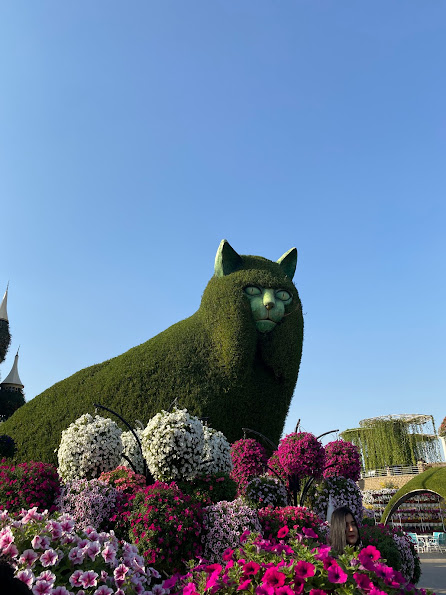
left=0, top=460, right=61, bottom=513
left=173, top=527, right=427, bottom=594
left=0, top=507, right=165, bottom=594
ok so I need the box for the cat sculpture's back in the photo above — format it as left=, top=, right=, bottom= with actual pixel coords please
left=3, top=240, right=304, bottom=463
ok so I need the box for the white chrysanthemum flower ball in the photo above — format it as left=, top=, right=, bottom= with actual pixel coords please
left=142, top=408, right=204, bottom=481
left=57, top=413, right=123, bottom=481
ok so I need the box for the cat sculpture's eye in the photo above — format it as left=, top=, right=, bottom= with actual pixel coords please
left=275, top=289, right=292, bottom=303
left=244, top=286, right=262, bottom=296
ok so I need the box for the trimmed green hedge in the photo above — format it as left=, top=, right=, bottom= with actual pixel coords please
left=381, top=466, right=446, bottom=524
left=2, top=253, right=304, bottom=464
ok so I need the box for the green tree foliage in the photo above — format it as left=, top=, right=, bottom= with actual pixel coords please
left=2, top=250, right=304, bottom=464
left=341, top=416, right=440, bottom=472
left=0, top=320, right=11, bottom=365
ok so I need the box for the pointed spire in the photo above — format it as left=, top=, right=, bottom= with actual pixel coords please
left=0, top=284, right=8, bottom=322
left=1, top=350, right=24, bottom=389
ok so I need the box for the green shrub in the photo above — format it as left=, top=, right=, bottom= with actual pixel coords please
left=177, top=472, right=237, bottom=505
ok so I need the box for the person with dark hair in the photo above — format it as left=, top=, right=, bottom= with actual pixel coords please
left=329, top=506, right=361, bottom=554
left=0, top=558, right=32, bottom=595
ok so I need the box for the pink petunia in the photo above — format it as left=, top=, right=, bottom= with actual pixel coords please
left=222, top=548, right=234, bottom=561
left=40, top=549, right=58, bottom=567
left=277, top=526, right=289, bottom=539
left=302, top=527, right=318, bottom=539
left=0, top=527, right=14, bottom=549
left=262, top=567, right=286, bottom=588
left=19, top=549, right=39, bottom=567
left=68, top=547, right=84, bottom=564
left=359, top=545, right=381, bottom=564
left=309, top=590, right=328, bottom=595
left=183, top=583, right=200, bottom=595
left=237, top=579, right=252, bottom=591
left=243, top=561, right=260, bottom=576
left=100, top=544, right=116, bottom=564
left=293, top=581, right=305, bottom=595
left=353, top=572, right=373, bottom=591
left=255, top=585, right=274, bottom=595
left=16, top=569, right=34, bottom=588
left=3, top=542, right=18, bottom=557
left=327, top=562, right=348, bottom=584
left=93, top=587, right=113, bottom=595
left=294, top=560, right=315, bottom=580
left=240, top=529, right=251, bottom=543
left=32, top=580, right=52, bottom=595
left=37, top=570, right=56, bottom=584
left=79, top=570, right=99, bottom=588
left=276, top=587, right=294, bottom=595
left=113, top=563, right=129, bottom=585
left=52, top=588, right=72, bottom=595
left=369, top=588, right=388, bottom=595
left=85, top=540, right=101, bottom=561
left=69, top=569, right=83, bottom=587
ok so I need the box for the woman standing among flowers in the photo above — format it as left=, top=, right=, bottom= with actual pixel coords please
left=329, top=506, right=361, bottom=554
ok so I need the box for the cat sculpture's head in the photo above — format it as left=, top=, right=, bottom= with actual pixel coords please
left=215, top=240, right=297, bottom=333
left=199, top=239, right=303, bottom=380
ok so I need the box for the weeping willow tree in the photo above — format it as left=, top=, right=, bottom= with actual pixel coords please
left=341, top=414, right=441, bottom=472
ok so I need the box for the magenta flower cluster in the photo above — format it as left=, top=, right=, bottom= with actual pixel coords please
left=173, top=527, right=426, bottom=594
left=258, top=505, right=327, bottom=541
left=0, top=460, right=61, bottom=513
left=99, top=466, right=146, bottom=495
left=129, top=481, right=204, bottom=574
left=323, top=440, right=361, bottom=481
left=277, top=433, right=325, bottom=479
left=230, top=439, right=268, bottom=492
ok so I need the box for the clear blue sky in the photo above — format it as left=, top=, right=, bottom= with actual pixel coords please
left=1, top=2, right=445, bottom=455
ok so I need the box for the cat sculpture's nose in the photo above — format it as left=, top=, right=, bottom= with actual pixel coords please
left=265, top=302, right=274, bottom=311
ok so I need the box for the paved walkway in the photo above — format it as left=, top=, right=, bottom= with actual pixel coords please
left=417, top=553, right=446, bottom=594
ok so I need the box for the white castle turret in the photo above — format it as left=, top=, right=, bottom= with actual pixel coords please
left=1, top=350, right=24, bottom=391
left=0, top=285, right=9, bottom=322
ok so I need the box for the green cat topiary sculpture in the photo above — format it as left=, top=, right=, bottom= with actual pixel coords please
left=3, top=240, right=304, bottom=463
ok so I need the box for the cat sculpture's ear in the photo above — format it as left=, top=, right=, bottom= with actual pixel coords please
left=214, top=239, right=243, bottom=277
left=277, top=247, right=297, bottom=279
